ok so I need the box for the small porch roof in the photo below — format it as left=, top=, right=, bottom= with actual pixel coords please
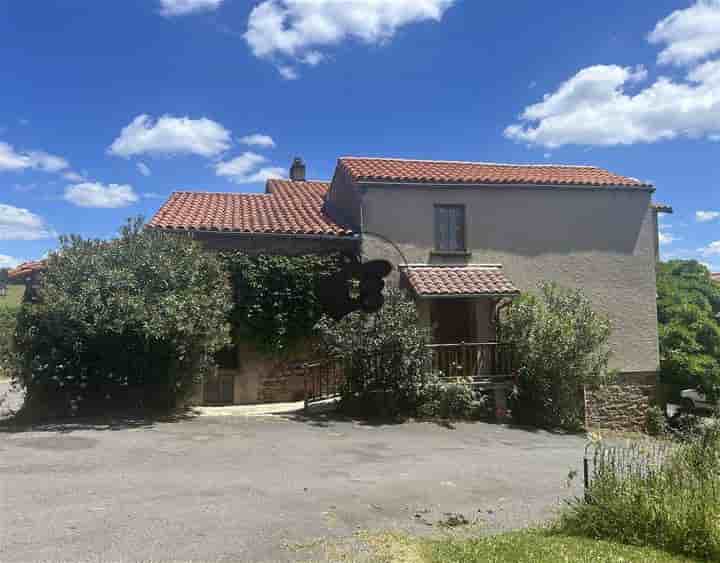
left=401, top=264, right=520, bottom=298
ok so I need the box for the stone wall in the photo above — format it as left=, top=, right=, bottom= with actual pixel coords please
left=585, top=372, right=657, bottom=431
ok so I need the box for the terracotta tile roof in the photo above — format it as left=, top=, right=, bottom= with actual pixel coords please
left=8, top=260, right=46, bottom=280
left=339, top=157, right=652, bottom=188
left=148, top=180, right=355, bottom=237
left=402, top=265, right=520, bottom=297
left=712, top=273, right=720, bottom=284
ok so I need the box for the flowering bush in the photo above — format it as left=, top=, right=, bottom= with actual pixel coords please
left=13, top=219, right=232, bottom=415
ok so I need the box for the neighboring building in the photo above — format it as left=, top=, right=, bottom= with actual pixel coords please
left=713, top=272, right=720, bottom=284
left=150, top=156, right=670, bottom=423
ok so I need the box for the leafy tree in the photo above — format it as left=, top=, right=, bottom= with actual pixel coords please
left=657, top=260, right=720, bottom=396
left=499, top=282, right=611, bottom=429
left=315, top=288, right=435, bottom=416
left=13, top=219, right=233, bottom=415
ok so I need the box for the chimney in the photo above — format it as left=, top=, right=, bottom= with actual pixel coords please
left=289, top=157, right=306, bottom=181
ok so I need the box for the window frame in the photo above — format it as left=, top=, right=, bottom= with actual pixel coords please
left=434, top=204, right=467, bottom=252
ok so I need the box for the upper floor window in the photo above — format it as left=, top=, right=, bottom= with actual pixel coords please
left=434, top=205, right=466, bottom=252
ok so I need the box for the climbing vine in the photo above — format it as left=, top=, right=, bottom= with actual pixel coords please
left=221, top=252, right=343, bottom=356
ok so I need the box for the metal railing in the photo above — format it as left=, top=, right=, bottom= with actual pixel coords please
left=302, top=341, right=516, bottom=407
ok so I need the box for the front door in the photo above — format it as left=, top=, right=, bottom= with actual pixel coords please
left=431, top=299, right=477, bottom=344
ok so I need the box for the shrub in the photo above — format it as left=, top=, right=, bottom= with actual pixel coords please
left=13, top=219, right=233, bottom=415
left=316, top=288, right=435, bottom=417
left=499, top=282, right=611, bottom=430
left=0, top=306, right=18, bottom=380
left=417, top=377, right=477, bottom=419
left=646, top=405, right=667, bottom=436
left=558, top=430, right=720, bottom=560
left=221, top=252, right=342, bottom=356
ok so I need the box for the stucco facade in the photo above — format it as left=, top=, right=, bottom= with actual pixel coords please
left=328, top=180, right=660, bottom=376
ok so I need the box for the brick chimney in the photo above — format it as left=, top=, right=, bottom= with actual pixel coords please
left=289, top=157, right=306, bottom=181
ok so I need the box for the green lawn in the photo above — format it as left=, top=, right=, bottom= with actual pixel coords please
left=357, top=530, right=699, bottom=563
left=0, top=285, right=23, bottom=310
left=421, top=531, right=698, bottom=563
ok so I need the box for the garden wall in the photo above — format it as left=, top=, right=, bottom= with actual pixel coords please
left=584, top=372, right=657, bottom=431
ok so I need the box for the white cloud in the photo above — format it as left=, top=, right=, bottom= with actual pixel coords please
left=137, top=162, right=152, bottom=176
left=244, top=0, right=455, bottom=75
left=505, top=2, right=720, bottom=148
left=0, top=142, right=70, bottom=174
left=63, top=171, right=85, bottom=182
left=159, top=0, right=223, bottom=16
left=0, top=254, right=24, bottom=269
left=64, top=182, right=139, bottom=208
left=697, top=210, right=720, bottom=222
left=142, top=192, right=166, bottom=199
left=648, top=0, right=720, bottom=66
left=505, top=60, right=720, bottom=148
left=277, top=65, right=299, bottom=80
left=0, top=204, right=56, bottom=241
left=239, top=134, right=276, bottom=148
left=659, top=231, right=680, bottom=246
left=215, top=152, right=285, bottom=184
left=699, top=241, right=720, bottom=256
left=109, top=114, right=232, bottom=158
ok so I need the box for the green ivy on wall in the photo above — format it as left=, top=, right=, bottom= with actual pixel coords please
left=221, top=252, right=343, bottom=356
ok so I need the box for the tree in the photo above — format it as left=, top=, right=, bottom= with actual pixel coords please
left=657, top=260, right=720, bottom=397
left=13, top=219, right=233, bottom=415
left=499, top=282, right=612, bottom=429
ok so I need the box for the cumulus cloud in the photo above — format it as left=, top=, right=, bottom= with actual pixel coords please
left=215, top=152, right=284, bottom=184
left=159, top=0, right=223, bottom=16
left=0, top=141, right=71, bottom=174
left=0, top=254, right=24, bottom=269
left=0, top=204, right=56, bottom=240
left=239, top=134, right=276, bottom=148
left=648, top=0, right=720, bottom=66
left=699, top=240, right=720, bottom=256
left=244, top=0, right=455, bottom=77
left=505, top=2, right=720, bottom=148
left=659, top=231, right=680, bottom=246
left=109, top=114, right=232, bottom=158
left=64, top=182, right=139, bottom=208
left=505, top=60, right=720, bottom=148
left=137, top=162, right=152, bottom=176
left=697, top=210, right=720, bottom=222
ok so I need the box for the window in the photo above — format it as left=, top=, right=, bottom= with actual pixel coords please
left=434, top=205, right=466, bottom=252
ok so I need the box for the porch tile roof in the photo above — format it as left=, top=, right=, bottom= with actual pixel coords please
left=8, top=260, right=46, bottom=280
left=339, top=157, right=652, bottom=188
left=148, top=180, right=355, bottom=237
left=402, top=265, right=520, bottom=297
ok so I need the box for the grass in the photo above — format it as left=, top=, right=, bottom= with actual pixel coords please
left=0, top=285, right=23, bottom=310
left=420, top=530, right=699, bottom=563
left=318, top=530, right=697, bottom=562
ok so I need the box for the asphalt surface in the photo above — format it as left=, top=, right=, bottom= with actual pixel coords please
left=0, top=385, right=586, bottom=562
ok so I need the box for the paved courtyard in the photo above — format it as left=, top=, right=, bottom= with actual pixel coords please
left=0, top=393, right=586, bottom=562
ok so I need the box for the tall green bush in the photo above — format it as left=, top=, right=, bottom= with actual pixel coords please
left=499, top=282, right=611, bottom=429
left=315, top=288, right=435, bottom=416
left=657, top=260, right=720, bottom=397
left=221, top=252, right=342, bottom=356
left=13, top=219, right=233, bottom=415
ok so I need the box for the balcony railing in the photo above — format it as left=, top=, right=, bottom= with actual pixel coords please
left=427, top=342, right=515, bottom=381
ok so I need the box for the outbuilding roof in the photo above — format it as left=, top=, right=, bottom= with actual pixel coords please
left=148, top=180, right=355, bottom=237
left=401, top=265, right=520, bottom=297
left=339, top=157, right=652, bottom=188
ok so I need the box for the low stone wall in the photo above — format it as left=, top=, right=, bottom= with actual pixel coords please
left=584, top=372, right=657, bottom=431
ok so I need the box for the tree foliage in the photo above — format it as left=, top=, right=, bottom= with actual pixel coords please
left=315, top=288, right=435, bottom=416
left=221, top=252, right=342, bottom=356
left=13, top=219, right=233, bottom=415
left=499, top=282, right=612, bottom=429
left=657, top=260, right=720, bottom=396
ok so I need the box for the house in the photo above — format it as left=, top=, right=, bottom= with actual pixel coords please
left=713, top=272, right=720, bottom=284
left=150, top=156, right=669, bottom=427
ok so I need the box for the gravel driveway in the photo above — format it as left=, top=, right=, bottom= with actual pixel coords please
left=0, top=407, right=585, bottom=562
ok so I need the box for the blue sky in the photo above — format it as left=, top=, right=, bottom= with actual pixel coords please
left=1, top=0, right=718, bottom=271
